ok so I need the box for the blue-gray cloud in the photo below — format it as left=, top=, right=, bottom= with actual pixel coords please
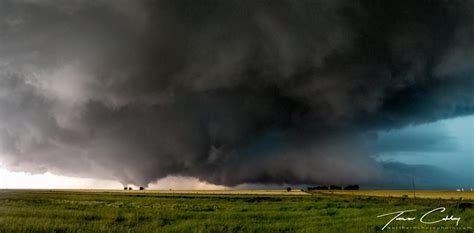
left=374, top=126, right=457, bottom=153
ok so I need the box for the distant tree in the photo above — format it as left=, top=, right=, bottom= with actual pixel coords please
left=128, top=187, right=132, bottom=190
left=307, top=185, right=329, bottom=191
left=286, top=187, right=292, bottom=192
left=123, top=187, right=128, bottom=190
left=329, top=185, right=342, bottom=190
left=343, top=185, right=359, bottom=190
left=139, top=187, right=145, bottom=190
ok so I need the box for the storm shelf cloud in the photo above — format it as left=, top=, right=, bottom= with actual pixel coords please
left=0, top=0, right=473, bottom=188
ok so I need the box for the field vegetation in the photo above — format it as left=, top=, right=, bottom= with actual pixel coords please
left=0, top=190, right=472, bottom=232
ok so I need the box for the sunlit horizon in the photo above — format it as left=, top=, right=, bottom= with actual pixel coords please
left=0, top=167, right=227, bottom=190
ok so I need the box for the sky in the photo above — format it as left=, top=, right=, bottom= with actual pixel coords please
left=0, top=0, right=473, bottom=189
left=376, top=115, right=473, bottom=176
left=1, top=115, right=471, bottom=189
left=0, top=168, right=226, bottom=190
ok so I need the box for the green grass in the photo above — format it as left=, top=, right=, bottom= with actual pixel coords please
left=0, top=190, right=472, bottom=232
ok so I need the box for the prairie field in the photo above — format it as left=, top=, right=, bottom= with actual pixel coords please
left=0, top=189, right=472, bottom=232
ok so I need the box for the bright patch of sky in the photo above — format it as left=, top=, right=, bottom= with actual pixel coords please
left=0, top=166, right=226, bottom=190
left=375, top=115, right=473, bottom=177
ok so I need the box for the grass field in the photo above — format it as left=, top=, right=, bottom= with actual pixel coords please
left=0, top=189, right=472, bottom=232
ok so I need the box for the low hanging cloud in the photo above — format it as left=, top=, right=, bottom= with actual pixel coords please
left=0, top=0, right=473, bottom=187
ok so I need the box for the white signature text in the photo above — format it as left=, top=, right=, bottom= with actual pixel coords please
left=377, top=207, right=461, bottom=230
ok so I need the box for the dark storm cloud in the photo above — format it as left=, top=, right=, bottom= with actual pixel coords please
left=0, top=0, right=473, bottom=187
